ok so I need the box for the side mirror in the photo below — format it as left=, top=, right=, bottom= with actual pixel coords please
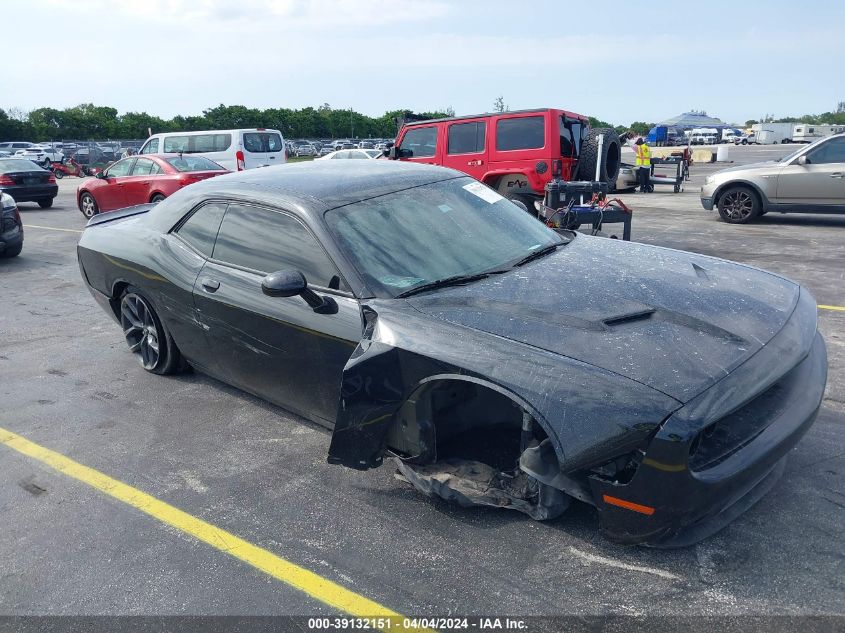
left=261, top=269, right=337, bottom=314
left=96, top=171, right=106, bottom=179
left=797, top=155, right=810, bottom=166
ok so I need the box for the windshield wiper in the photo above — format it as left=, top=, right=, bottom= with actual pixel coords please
left=511, top=242, right=562, bottom=267
left=396, top=269, right=508, bottom=298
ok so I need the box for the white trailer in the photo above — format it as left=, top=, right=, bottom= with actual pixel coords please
left=751, top=122, right=795, bottom=144
left=791, top=124, right=845, bottom=143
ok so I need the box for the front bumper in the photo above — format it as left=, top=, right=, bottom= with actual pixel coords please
left=588, top=289, right=826, bottom=546
left=700, top=196, right=715, bottom=210
left=590, top=333, right=826, bottom=546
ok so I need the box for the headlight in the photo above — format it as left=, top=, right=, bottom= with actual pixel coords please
left=704, top=175, right=715, bottom=185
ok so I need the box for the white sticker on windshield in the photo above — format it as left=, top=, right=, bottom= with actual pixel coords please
left=438, top=204, right=452, bottom=213
left=463, top=181, right=504, bottom=204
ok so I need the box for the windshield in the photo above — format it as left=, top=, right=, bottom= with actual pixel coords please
left=165, top=156, right=226, bottom=172
left=325, top=177, right=564, bottom=298
left=0, top=159, right=44, bottom=172
left=777, top=136, right=827, bottom=163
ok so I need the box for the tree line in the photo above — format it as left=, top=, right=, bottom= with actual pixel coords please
left=0, top=103, right=454, bottom=142
left=2, top=101, right=842, bottom=143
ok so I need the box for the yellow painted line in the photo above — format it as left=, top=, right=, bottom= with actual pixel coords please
left=819, top=305, right=845, bottom=312
left=0, top=426, right=433, bottom=633
left=23, top=224, right=83, bottom=234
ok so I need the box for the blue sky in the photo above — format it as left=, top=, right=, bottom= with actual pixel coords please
left=6, top=0, right=845, bottom=125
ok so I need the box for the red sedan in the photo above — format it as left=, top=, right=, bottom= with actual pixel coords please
left=77, top=154, right=228, bottom=218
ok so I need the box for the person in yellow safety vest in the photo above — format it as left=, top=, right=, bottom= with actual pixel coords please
left=634, top=137, right=651, bottom=192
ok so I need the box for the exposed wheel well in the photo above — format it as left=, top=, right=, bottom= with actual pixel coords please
left=385, top=379, right=548, bottom=469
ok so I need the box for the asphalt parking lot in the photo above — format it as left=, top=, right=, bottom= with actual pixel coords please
left=1, top=145, right=843, bottom=627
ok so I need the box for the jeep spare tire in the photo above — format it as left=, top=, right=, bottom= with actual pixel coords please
left=577, top=127, right=621, bottom=188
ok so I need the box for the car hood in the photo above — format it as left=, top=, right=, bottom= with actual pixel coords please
left=715, top=161, right=780, bottom=175
left=407, top=235, right=799, bottom=403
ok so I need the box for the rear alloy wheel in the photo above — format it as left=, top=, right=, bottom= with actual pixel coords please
left=119, top=288, right=181, bottom=375
left=717, top=186, right=760, bottom=224
left=79, top=192, right=98, bottom=218
left=53, top=170, right=64, bottom=179
left=150, top=193, right=166, bottom=203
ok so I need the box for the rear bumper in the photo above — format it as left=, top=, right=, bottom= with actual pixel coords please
left=0, top=184, right=58, bottom=202
left=590, top=330, right=827, bottom=547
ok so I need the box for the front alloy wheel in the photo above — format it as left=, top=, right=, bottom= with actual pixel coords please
left=718, top=186, right=760, bottom=224
left=79, top=192, right=98, bottom=218
left=120, top=293, right=162, bottom=370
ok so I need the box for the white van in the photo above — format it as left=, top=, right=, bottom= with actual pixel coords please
left=138, top=129, right=286, bottom=171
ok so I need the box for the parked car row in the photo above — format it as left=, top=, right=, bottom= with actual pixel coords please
left=286, top=138, right=395, bottom=158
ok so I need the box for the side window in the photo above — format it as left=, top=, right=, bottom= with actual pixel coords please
left=130, top=158, right=155, bottom=176
left=347, top=151, right=368, bottom=159
left=399, top=127, right=437, bottom=158
left=212, top=204, right=344, bottom=289
left=808, top=138, right=845, bottom=164
left=149, top=162, right=163, bottom=175
left=242, top=132, right=282, bottom=153
left=331, top=151, right=349, bottom=159
left=447, top=122, right=486, bottom=154
left=193, top=134, right=232, bottom=152
left=174, top=202, right=227, bottom=258
left=163, top=136, right=189, bottom=153
left=141, top=138, right=159, bottom=154
left=496, top=116, right=545, bottom=151
left=105, top=159, right=134, bottom=178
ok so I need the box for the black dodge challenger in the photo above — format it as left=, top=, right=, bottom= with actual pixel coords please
left=77, top=161, right=827, bottom=546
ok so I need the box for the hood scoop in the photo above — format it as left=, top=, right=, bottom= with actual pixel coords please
left=602, top=308, right=656, bottom=327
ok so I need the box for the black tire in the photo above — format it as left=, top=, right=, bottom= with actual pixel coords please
left=576, top=127, right=621, bottom=189
left=741, top=139, right=748, bottom=145
left=673, top=184, right=680, bottom=193
left=38, top=198, right=53, bottom=209
left=505, top=192, right=537, bottom=216
left=53, top=169, right=64, bottom=179
left=118, top=286, right=182, bottom=375
left=150, top=193, right=166, bottom=203
left=79, top=192, right=98, bottom=218
left=717, top=186, right=761, bottom=224
left=2, top=242, right=22, bottom=258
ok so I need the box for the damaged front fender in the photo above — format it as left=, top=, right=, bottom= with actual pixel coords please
left=327, top=301, right=680, bottom=478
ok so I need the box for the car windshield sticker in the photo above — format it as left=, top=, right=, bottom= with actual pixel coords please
left=462, top=181, right=504, bottom=204
left=380, top=275, right=425, bottom=288
left=438, top=204, right=452, bottom=213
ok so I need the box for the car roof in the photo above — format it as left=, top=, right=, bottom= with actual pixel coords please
left=401, top=107, right=588, bottom=127
left=158, top=160, right=464, bottom=221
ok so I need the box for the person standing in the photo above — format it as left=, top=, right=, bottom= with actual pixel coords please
left=633, top=137, right=651, bottom=192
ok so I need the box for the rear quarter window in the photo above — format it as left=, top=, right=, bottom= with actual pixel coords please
left=496, top=116, right=545, bottom=151
left=174, top=202, right=227, bottom=258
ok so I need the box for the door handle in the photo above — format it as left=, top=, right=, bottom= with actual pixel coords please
left=201, top=277, right=220, bottom=292
left=141, top=181, right=150, bottom=185
left=830, top=173, right=843, bottom=178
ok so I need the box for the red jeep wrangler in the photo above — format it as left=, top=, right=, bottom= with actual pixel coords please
left=389, top=108, right=621, bottom=209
